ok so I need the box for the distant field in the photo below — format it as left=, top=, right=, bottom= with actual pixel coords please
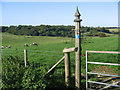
left=2, top=33, right=73, bottom=64
left=2, top=32, right=119, bottom=66
left=108, top=28, right=118, bottom=32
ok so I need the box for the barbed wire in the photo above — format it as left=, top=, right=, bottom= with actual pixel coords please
left=2, top=51, right=75, bottom=57
left=2, top=48, right=63, bottom=53
left=1, top=47, right=87, bottom=63
left=28, top=53, right=63, bottom=57
left=2, top=52, right=64, bottom=57
left=28, top=50, right=62, bottom=53
left=1, top=48, right=23, bottom=51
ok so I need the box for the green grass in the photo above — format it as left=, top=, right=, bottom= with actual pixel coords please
left=1, top=32, right=119, bottom=88
left=2, top=33, right=73, bottom=64
left=2, top=32, right=118, bottom=64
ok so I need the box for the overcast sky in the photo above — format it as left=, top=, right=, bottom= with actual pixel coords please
left=1, top=1, right=118, bottom=27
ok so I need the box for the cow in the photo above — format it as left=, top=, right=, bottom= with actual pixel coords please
left=1, top=46, right=4, bottom=49
left=32, top=43, right=38, bottom=46
left=6, top=45, right=11, bottom=48
left=24, top=44, right=29, bottom=47
left=30, top=44, right=32, bottom=46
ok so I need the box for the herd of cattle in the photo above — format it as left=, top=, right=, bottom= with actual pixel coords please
left=24, top=43, right=38, bottom=47
left=1, top=43, right=38, bottom=49
left=1, top=45, right=11, bottom=49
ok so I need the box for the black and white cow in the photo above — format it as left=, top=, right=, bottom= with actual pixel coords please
left=24, top=44, right=29, bottom=47
left=32, top=43, right=38, bottom=46
left=1, top=46, right=4, bottom=49
left=6, top=45, right=11, bottom=48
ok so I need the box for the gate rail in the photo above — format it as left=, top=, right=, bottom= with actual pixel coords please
left=86, top=50, right=120, bottom=89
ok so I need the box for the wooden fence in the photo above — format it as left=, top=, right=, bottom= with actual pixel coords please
left=24, top=47, right=78, bottom=87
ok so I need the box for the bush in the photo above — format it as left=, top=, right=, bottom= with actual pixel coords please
left=22, top=64, right=48, bottom=89
left=99, top=33, right=107, bottom=37
left=2, top=56, right=25, bottom=89
left=2, top=56, right=49, bottom=89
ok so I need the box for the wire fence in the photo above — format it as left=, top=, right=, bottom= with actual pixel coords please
left=1, top=48, right=76, bottom=65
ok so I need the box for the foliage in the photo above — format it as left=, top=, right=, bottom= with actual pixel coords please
left=2, top=56, right=49, bottom=89
left=99, top=33, right=107, bottom=37
left=2, top=56, right=25, bottom=89
left=22, top=63, right=48, bottom=89
left=2, top=25, right=74, bottom=37
left=2, top=25, right=114, bottom=37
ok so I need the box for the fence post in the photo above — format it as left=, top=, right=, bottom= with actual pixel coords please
left=74, top=7, right=82, bottom=89
left=63, top=47, right=77, bottom=87
left=24, top=49, right=27, bottom=67
left=64, top=52, right=70, bottom=87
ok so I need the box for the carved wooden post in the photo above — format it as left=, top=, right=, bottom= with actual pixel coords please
left=74, top=6, right=82, bottom=89
left=24, top=49, right=27, bottom=67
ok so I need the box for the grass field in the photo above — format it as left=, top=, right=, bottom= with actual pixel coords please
left=2, top=32, right=119, bottom=64
left=1, top=32, right=119, bottom=88
left=108, top=28, right=118, bottom=32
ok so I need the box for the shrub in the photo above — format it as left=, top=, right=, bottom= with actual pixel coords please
left=2, top=56, right=25, bottom=89
left=2, top=56, right=49, bottom=89
left=99, top=33, right=107, bottom=37
left=22, top=64, right=48, bottom=89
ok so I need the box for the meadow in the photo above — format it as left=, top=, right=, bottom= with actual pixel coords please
left=108, top=28, right=118, bottom=32
left=1, top=32, right=119, bottom=89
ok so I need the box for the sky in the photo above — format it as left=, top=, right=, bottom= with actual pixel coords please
left=1, top=1, right=119, bottom=27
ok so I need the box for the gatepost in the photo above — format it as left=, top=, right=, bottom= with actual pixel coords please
left=74, top=6, right=82, bottom=89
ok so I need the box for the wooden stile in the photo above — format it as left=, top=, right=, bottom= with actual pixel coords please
left=63, top=47, right=78, bottom=53
left=64, top=52, right=70, bottom=87
left=46, top=56, right=65, bottom=75
left=63, top=47, right=78, bottom=87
